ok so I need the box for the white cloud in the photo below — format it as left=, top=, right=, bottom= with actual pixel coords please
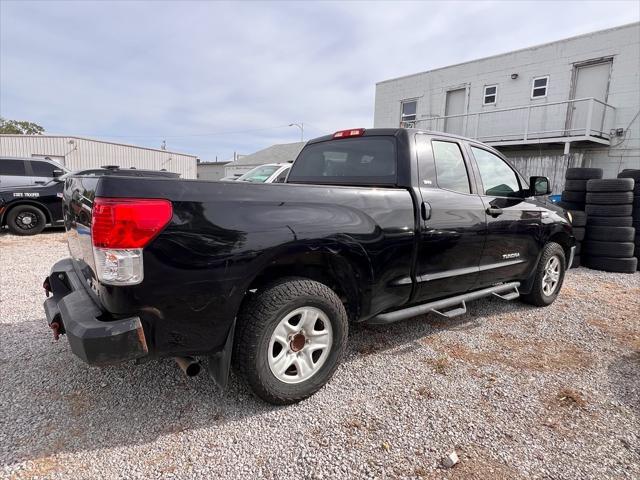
left=1, top=0, right=638, bottom=159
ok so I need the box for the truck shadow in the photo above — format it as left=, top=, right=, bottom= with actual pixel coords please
left=0, top=295, right=533, bottom=466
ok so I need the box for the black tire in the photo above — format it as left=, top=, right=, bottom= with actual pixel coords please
left=575, top=242, right=581, bottom=255
left=586, top=226, right=636, bottom=242
left=586, top=178, right=635, bottom=192
left=571, top=255, right=580, bottom=268
left=583, top=241, right=635, bottom=258
left=588, top=216, right=633, bottom=227
left=564, top=179, right=587, bottom=192
left=556, top=201, right=585, bottom=211
left=585, top=191, right=634, bottom=205
left=520, top=242, right=566, bottom=307
left=618, top=170, right=640, bottom=194
left=573, top=227, right=585, bottom=241
left=233, top=278, right=348, bottom=405
left=561, top=191, right=586, bottom=203
left=585, top=256, right=638, bottom=274
left=569, top=210, right=587, bottom=227
left=6, top=204, right=47, bottom=236
left=585, top=204, right=633, bottom=217
left=565, top=167, right=603, bottom=180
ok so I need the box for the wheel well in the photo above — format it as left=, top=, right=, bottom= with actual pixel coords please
left=245, top=252, right=361, bottom=322
left=2, top=201, right=51, bottom=225
left=548, top=231, right=572, bottom=262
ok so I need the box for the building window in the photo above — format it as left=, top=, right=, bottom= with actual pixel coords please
left=483, top=85, right=497, bottom=105
left=400, top=100, right=417, bottom=127
left=531, top=76, right=549, bottom=99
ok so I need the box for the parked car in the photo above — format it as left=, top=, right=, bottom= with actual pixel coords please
left=42, top=128, right=574, bottom=404
left=0, top=156, right=69, bottom=189
left=1, top=166, right=179, bottom=235
left=236, top=163, right=291, bottom=183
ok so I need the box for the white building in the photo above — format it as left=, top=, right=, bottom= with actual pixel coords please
left=224, top=142, right=306, bottom=177
left=0, top=135, right=198, bottom=179
left=374, top=22, right=640, bottom=183
left=197, top=161, right=230, bottom=181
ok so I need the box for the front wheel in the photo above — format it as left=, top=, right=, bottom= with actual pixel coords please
left=521, top=242, right=566, bottom=307
left=233, top=278, right=348, bottom=405
left=6, top=205, right=47, bottom=235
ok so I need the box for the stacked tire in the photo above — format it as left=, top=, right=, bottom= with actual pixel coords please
left=558, top=167, right=603, bottom=212
left=584, top=178, right=637, bottom=273
left=617, top=169, right=640, bottom=270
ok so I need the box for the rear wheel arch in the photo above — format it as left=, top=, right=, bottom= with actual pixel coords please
left=243, top=247, right=370, bottom=323
left=2, top=200, right=52, bottom=225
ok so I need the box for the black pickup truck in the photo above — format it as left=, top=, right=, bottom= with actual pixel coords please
left=43, top=128, right=575, bottom=404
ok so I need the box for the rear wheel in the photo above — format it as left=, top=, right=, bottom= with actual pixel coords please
left=521, top=242, right=566, bottom=307
left=6, top=205, right=47, bottom=236
left=233, top=278, right=348, bottom=405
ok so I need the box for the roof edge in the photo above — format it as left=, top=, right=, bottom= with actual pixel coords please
left=0, top=134, right=199, bottom=159
left=376, top=21, right=640, bottom=86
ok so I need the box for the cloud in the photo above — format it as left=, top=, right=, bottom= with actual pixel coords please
left=1, top=0, right=638, bottom=160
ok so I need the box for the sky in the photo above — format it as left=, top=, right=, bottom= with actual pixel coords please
left=1, top=1, right=639, bottom=161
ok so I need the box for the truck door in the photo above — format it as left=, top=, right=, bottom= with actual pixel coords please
left=412, top=134, right=487, bottom=303
left=466, top=145, right=541, bottom=286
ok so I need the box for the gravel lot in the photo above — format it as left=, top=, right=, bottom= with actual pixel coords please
left=1, top=230, right=639, bottom=479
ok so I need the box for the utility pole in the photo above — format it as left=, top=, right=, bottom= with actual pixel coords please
left=289, top=123, right=304, bottom=142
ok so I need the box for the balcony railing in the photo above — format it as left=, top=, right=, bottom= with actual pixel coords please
left=402, top=97, right=616, bottom=146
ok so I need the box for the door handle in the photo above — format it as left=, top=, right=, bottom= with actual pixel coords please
left=486, top=206, right=503, bottom=217
left=421, top=201, right=431, bottom=221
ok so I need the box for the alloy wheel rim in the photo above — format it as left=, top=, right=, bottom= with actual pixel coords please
left=542, top=255, right=561, bottom=296
left=267, top=306, right=333, bottom=384
left=16, top=212, right=37, bottom=230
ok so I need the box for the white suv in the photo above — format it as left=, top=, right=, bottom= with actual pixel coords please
left=0, top=157, right=68, bottom=189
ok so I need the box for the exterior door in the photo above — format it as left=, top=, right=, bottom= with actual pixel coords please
left=468, top=145, right=541, bottom=287
left=568, top=60, right=611, bottom=136
left=444, top=88, right=466, bottom=136
left=412, top=135, right=487, bottom=303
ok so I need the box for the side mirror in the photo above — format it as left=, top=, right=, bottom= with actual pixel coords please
left=530, top=176, right=551, bottom=196
left=52, top=169, right=65, bottom=178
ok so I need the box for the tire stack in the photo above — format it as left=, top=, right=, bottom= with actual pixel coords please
left=558, top=168, right=602, bottom=268
left=584, top=177, right=637, bottom=274
left=617, top=169, right=640, bottom=271
left=558, top=167, right=603, bottom=212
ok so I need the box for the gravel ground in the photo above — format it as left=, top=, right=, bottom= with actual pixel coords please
left=1, top=230, right=639, bottom=479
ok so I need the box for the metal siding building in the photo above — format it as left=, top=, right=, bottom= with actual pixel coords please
left=0, top=135, right=198, bottom=179
left=374, top=22, right=640, bottom=180
left=224, top=142, right=306, bottom=177
left=197, top=161, right=230, bottom=181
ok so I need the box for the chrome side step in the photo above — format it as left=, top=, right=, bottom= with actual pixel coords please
left=368, top=282, right=521, bottom=325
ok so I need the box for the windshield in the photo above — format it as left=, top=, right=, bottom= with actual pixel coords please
left=237, top=165, right=280, bottom=183
left=287, top=137, right=397, bottom=186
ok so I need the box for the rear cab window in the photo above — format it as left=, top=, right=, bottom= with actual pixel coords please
left=287, top=137, right=397, bottom=186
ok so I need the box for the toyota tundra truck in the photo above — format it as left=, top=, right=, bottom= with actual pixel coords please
left=43, top=128, right=575, bottom=404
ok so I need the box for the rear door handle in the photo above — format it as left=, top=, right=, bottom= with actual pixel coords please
left=486, top=206, right=503, bottom=217
left=421, top=201, right=431, bottom=221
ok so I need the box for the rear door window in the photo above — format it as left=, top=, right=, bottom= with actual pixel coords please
left=431, top=140, right=471, bottom=194
left=0, top=159, right=27, bottom=176
left=288, top=137, right=396, bottom=186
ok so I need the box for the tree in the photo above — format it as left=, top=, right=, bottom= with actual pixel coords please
left=0, top=117, right=45, bottom=135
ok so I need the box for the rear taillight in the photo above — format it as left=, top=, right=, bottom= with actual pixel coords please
left=333, top=128, right=365, bottom=139
left=91, top=198, right=172, bottom=285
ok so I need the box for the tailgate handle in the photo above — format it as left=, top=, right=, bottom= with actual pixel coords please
left=421, top=201, right=431, bottom=221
